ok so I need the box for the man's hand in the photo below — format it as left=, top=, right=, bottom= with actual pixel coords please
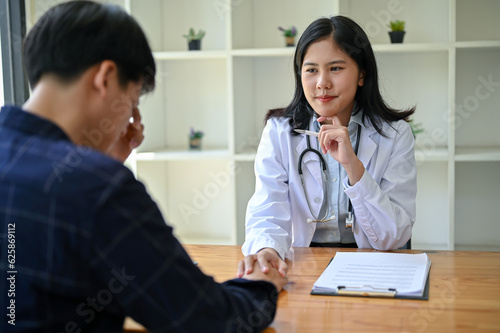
left=109, top=107, right=144, bottom=163
left=237, top=248, right=288, bottom=282
left=239, top=253, right=288, bottom=291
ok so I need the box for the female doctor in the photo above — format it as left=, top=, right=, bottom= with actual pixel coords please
left=238, top=16, right=417, bottom=278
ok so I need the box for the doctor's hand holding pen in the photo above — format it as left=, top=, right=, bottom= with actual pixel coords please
left=317, top=115, right=365, bottom=186
left=237, top=248, right=288, bottom=281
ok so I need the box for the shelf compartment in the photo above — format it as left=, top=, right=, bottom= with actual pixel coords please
left=340, top=0, right=449, bottom=44
left=456, top=0, right=500, bottom=42
left=412, top=162, right=450, bottom=250
left=455, top=162, right=500, bottom=251
left=231, top=0, right=335, bottom=49
left=130, top=0, right=226, bottom=52
left=235, top=161, right=256, bottom=245
left=136, top=160, right=237, bottom=245
left=137, top=59, right=229, bottom=153
left=455, top=48, right=500, bottom=148
left=232, top=56, right=295, bottom=154
left=376, top=52, right=450, bottom=148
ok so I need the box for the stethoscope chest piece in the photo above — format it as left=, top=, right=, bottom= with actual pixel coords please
left=345, top=211, right=354, bottom=229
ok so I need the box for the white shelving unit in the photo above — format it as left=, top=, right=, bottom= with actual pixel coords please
left=26, top=0, right=500, bottom=250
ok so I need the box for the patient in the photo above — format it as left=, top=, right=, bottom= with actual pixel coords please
left=0, top=1, right=286, bottom=332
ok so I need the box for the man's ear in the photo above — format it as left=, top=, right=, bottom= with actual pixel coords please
left=93, top=60, right=118, bottom=99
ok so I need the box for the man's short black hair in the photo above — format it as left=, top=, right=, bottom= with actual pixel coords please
left=23, top=0, right=156, bottom=93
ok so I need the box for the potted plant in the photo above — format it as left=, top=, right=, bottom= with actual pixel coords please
left=183, top=28, right=206, bottom=51
left=278, top=26, right=297, bottom=47
left=388, top=20, right=405, bottom=43
left=189, top=127, right=204, bottom=149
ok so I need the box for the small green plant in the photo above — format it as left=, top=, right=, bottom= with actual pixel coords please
left=388, top=20, right=405, bottom=32
left=409, top=120, right=424, bottom=138
left=278, top=26, right=297, bottom=37
left=189, top=127, right=204, bottom=140
left=183, top=28, right=206, bottom=42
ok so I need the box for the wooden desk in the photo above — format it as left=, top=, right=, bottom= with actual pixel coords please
left=124, top=245, right=500, bottom=332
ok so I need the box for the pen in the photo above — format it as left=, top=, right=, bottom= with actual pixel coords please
left=294, top=129, right=319, bottom=137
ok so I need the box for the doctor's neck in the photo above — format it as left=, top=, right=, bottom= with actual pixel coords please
left=315, top=112, right=352, bottom=127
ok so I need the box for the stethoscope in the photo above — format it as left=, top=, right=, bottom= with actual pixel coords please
left=298, top=122, right=361, bottom=229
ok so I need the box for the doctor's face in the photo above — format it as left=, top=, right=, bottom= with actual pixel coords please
left=300, top=37, right=364, bottom=124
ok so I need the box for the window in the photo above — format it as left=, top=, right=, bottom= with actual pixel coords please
left=0, top=1, right=29, bottom=106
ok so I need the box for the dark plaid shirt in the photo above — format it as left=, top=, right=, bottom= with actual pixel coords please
left=0, top=105, right=277, bottom=332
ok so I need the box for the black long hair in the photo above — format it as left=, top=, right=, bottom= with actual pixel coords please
left=266, top=16, right=415, bottom=136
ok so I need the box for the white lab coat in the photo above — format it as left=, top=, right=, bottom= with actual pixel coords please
left=242, top=113, right=417, bottom=259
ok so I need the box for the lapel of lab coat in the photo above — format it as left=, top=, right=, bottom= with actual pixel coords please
left=356, top=119, right=377, bottom=169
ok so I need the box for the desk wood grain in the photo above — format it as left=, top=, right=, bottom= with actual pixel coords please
left=124, top=245, right=500, bottom=332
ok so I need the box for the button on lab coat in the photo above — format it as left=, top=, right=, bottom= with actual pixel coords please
left=242, top=114, right=417, bottom=259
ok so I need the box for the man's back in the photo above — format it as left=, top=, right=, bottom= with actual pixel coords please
left=0, top=105, right=147, bottom=330
left=0, top=105, right=280, bottom=332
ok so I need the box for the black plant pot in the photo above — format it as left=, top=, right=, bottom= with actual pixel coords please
left=389, top=31, right=405, bottom=43
left=188, top=40, right=201, bottom=51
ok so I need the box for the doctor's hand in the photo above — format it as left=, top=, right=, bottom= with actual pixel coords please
left=237, top=248, right=288, bottom=280
left=317, top=115, right=365, bottom=185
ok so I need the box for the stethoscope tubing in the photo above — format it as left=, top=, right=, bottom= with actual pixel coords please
left=297, top=122, right=361, bottom=224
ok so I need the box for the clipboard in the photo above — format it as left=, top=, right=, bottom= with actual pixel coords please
left=310, top=269, right=430, bottom=300
left=310, top=252, right=431, bottom=300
